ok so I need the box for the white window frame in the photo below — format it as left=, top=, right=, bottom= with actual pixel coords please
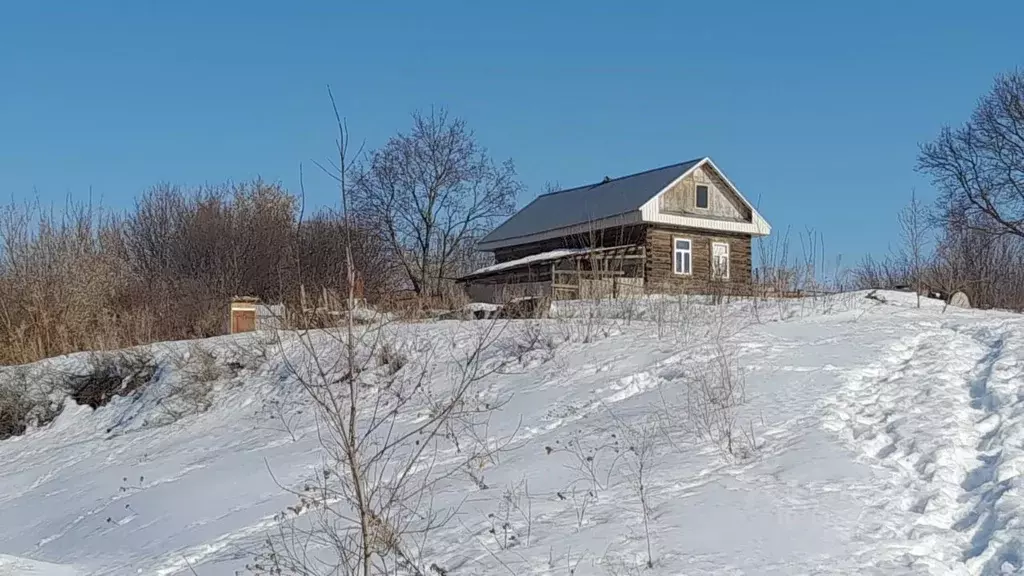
left=711, top=241, right=730, bottom=280
left=694, top=183, right=710, bottom=210
left=673, top=237, right=692, bottom=275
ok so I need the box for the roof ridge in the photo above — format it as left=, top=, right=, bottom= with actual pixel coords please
left=536, top=157, right=706, bottom=198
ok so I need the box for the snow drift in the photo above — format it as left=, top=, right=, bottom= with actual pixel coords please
left=0, top=291, right=1022, bottom=575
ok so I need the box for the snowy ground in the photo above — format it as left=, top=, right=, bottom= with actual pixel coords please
left=0, top=291, right=1022, bottom=575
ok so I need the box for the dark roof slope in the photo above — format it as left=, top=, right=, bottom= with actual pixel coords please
left=479, top=158, right=703, bottom=247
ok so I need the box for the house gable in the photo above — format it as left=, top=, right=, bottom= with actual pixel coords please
left=639, top=158, right=770, bottom=236
left=658, top=163, right=751, bottom=221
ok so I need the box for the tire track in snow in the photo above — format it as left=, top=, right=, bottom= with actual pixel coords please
left=822, top=322, right=1024, bottom=575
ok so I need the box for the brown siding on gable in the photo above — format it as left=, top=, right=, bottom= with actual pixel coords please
left=492, top=224, right=647, bottom=263
left=644, top=224, right=752, bottom=291
left=658, top=164, right=751, bottom=221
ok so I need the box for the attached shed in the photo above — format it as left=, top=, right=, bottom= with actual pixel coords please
left=458, top=245, right=646, bottom=304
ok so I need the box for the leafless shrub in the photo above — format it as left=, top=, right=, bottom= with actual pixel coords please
left=64, top=349, right=157, bottom=409
left=0, top=366, right=65, bottom=440
left=182, top=344, right=224, bottom=383
left=223, top=332, right=280, bottom=374
left=753, top=226, right=798, bottom=318
left=750, top=226, right=859, bottom=322
left=652, top=295, right=671, bottom=339
left=657, top=342, right=758, bottom=461
left=600, top=554, right=650, bottom=576
left=563, top=483, right=597, bottom=531
left=850, top=191, right=933, bottom=310
left=610, top=412, right=659, bottom=568
left=485, top=479, right=533, bottom=550
left=553, top=307, right=615, bottom=345
left=930, top=212, right=1024, bottom=311
left=550, top=429, right=624, bottom=531
left=0, top=369, right=34, bottom=439
left=423, top=354, right=518, bottom=481
left=502, top=322, right=558, bottom=366
left=555, top=430, right=623, bottom=494
left=294, top=207, right=403, bottom=307
left=256, top=394, right=304, bottom=443
left=656, top=289, right=704, bottom=342
left=687, top=352, right=740, bottom=452
left=851, top=254, right=914, bottom=291
left=375, top=341, right=408, bottom=375
left=157, top=344, right=224, bottom=422
left=613, top=291, right=642, bottom=326
left=561, top=547, right=587, bottom=576
left=256, top=319, right=515, bottom=575
left=683, top=345, right=755, bottom=458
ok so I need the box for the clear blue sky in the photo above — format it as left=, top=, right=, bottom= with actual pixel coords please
left=1, top=1, right=1022, bottom=264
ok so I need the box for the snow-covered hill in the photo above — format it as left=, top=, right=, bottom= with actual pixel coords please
left=1, top=291, right=1022, bottom=575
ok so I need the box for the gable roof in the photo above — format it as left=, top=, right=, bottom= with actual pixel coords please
left=478, top=158, right=703, bottom=248
left=477, top=157, right=769, bottom=251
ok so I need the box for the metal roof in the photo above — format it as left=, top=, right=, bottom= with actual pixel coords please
left=479, top=158, right=704, bottom=247
left=460, top=248, right=589, bottom=280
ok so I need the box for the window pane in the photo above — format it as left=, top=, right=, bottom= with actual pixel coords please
left=674, top=251, right=683, bottom=274
left=684, top=252, right=691, bottom=274
left=696, top=185, right=709, bottom=208
left=713, top=253, right=729, bottom=279
left=675, top=239, right=690, bottom=250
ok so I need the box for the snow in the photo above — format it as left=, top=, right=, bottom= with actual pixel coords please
left=1, top=291, right=1023, bottom=574
left=0, top=555, right=79, bottom=576
left=464, top=248, right=589, bottom=276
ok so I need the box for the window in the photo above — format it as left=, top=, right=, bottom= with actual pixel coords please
left=712, top=242, right=730, bottom=280
left=673, top=237, right=692, bottom=275
left=695, top=184, right=710, bottom=209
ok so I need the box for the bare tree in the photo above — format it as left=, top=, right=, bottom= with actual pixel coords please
left=897, top=190, right=931, bottom=307
left=929, top=207, right=1024, bottom=310
left=293, top=207, right=401, bottom=304
left=249, top=94, right=519, bottom=576
left=918, top=70, right=1024, bottom=239
left=350, top=109, right=523, bottom=298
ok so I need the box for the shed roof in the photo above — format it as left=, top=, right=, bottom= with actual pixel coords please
left=461, top=248, right=589, bottom=281
left=479, top=158, right=703, bottom=247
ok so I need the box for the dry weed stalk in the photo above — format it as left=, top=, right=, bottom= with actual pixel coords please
left=250, top=92, right=520, bottom=576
